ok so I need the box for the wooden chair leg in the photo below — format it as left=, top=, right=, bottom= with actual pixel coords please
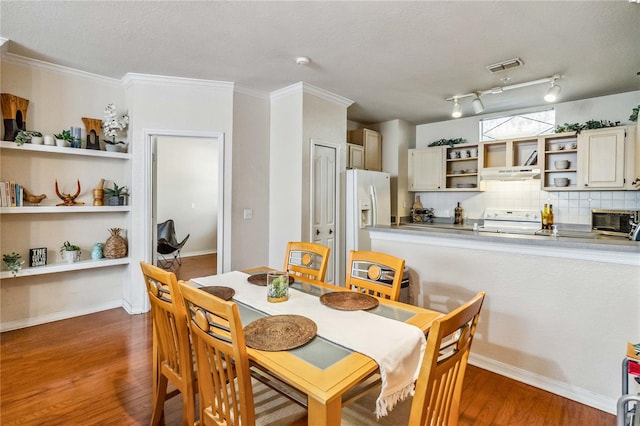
left=151, top=374, right=169, bottom=426
left=182, top=385, right=196, bottom=426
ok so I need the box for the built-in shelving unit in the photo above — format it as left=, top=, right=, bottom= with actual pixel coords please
left=1, top=139, right=131, bottom=277
left=445, top=145, right=480, bottom=190
left=540, top=134, right=578, bottom=190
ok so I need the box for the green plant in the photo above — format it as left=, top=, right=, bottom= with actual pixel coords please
left=630, top=105, right=639, bottom=122
left=60, top=241, right=81, bottom=255
left=14, top=130, right=42, bottom=146
left=54, top=130, right=74, bottom=142
left=555, top=120, right=621, bottom=134
left=428, top=138, right=467, bottom=147
left=103, top=183, right=128, bottom=197
left=3, top=252, right=24, bottom=277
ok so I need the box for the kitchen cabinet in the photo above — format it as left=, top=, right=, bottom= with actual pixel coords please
left=577, top=127, right=626, bottom=189
left=408, top=148, right=444, bottom=190
left=482, top=137, right=539, bottom=169
left=348, top=128, right=381, bottom=171
left=0, top=141, right=130, bottom=279
left=540, top=133, right=578, bottom=190
left=347, top=143, right=364, bottom=169
left=409, top=143, right=480, bottom=191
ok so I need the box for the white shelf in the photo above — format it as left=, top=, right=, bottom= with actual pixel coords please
left=0, top=257, right=130, bottom=279
left=1, top=206, right=130, bottom=214
left=0, top=141, right=130, bottom=159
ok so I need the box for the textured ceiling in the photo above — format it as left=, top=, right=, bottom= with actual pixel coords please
left=1, top=1, right=639, bottom=125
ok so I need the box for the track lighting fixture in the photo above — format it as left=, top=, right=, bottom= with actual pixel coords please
left=472, top=94, right=485, bottom=114
left=544, top=78, right=561, bottom=102
left=446, top=74, right=562, bottom=118
left=451, top=98, right=462, bottom=118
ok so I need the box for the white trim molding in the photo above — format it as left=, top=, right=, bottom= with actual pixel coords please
left=122, top=73, right=235, bottom=90
left=270, top=82, right=354, bottom=107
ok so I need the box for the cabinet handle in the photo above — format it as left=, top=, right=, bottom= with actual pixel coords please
left=316, top=229, right=320, bottom=236
left=329, top=229, right=333, bottom=235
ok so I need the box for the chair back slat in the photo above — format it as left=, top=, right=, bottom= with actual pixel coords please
left=180, top=281, right=256, bottom=426
left=345, top=250, right=405, bottom=301
left=409, top=292, right=485, bottom=426
left=284, top=242, right=330, bottom=282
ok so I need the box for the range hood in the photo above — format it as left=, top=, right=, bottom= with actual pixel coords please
left=480, top=167, right=541, bottom=181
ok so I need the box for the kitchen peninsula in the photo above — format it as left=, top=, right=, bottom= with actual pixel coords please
left=368, top=224, right=639, bottom=414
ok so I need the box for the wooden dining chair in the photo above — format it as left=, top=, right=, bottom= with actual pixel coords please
left=284, top=241, right=331, bottom=282
left=178, top=281, right=256, bottom=426
left=139, top=261, right=196, bottom=426
left=408, top=291, right=486, bottom=426
left=344, top=250, right=405, bottom=301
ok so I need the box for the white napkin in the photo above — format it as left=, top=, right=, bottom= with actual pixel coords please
left=192, top=271, right=426, bottom=417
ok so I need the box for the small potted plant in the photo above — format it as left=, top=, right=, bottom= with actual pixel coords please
left=54, top=130, right=74, bottom=147
left=3, top=252, right=24, bottom=277
left=60, top=241, right=81, bottom=263
left=103, top=182, right=129, bottom=206
left=102, top=103, right=129, bottom=152
left=14, top=130, right=43, bottom=146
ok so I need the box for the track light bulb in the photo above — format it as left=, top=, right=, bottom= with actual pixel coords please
left=451, top=99, right=462, bottom=118
left=472, top=95, right=484, bottom=114
left=544, top=81, right=561, bottom=102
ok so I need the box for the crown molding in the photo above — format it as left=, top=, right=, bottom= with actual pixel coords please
left=270, top=82, right=353, bottom=107
left=1, top=52, right=122, bottom=86
left=234, top=85, right=269, bottom=100
left=121, top=73, right=234, bottom=91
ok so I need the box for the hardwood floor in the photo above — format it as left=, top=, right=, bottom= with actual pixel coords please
left=0, top=254, right=615, bottom=425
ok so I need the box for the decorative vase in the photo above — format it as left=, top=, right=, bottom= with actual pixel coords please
left=91, top=243, right=103, bottom=260
left=104, top=228, right=127, bottom=259
left=105, top=144, right=120, bottom=152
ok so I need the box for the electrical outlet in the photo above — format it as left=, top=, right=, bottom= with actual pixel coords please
left=243, top=209, right=253, bottom=220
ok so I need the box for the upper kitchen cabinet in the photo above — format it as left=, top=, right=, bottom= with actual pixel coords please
left=540, top=132, right=579, bottom=190
left=408, top=147, right=444, bottom=190
left=482, top=137, right=539, bottom=169
left=347, top=143, right=364, bottom=169
left=576, top=127, right=627, bottom=189
left=348, top=128, right=381, bottom=171
left=408, top=143, right=480, bottom=191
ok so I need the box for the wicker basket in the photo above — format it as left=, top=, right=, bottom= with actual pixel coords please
left=104, top=228, right=127, bottom=259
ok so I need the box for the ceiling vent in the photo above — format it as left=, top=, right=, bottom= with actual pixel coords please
left=486, top=58, right=524, bottom=73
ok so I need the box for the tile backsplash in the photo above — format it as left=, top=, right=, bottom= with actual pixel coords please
left=415, top=181, right=640, bottom=226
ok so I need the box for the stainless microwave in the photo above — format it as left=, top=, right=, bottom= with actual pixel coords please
left=591, top=209, right=639, bottom=237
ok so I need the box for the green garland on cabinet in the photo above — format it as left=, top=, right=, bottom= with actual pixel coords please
left=554, top=120, right=621, bottom=134
left=428, top=137, right=467, bottom=147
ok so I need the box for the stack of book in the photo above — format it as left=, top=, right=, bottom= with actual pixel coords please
left=0, top=181, right=24, bottom=207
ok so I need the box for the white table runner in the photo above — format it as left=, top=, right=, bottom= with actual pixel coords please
left=192, top=271, right=426, bottom=417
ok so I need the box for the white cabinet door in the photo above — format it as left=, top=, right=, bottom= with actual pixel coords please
left=408, top=148, right=444, bottom=191
left=577, top=127, right=626, bottom=188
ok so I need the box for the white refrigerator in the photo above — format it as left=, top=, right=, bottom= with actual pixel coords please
left=345, top=169, right=391, bottom=254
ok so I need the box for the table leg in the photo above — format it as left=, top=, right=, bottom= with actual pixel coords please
left=308, top=395, right=342, bottom=426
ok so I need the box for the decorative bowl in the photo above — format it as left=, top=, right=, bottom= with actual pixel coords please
left=554, top=178, right=570, bottom=187
left=554, top=160, right=570, bottom=170
left=550, top=143, right=564, bottom=151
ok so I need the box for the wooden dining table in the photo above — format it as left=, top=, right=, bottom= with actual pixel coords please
left=191, top=267, right=443, bottom=425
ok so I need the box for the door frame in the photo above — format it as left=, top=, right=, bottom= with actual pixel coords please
left=310, top=139, right=342, bottom=284
left=142, top=129, right=226, bottom=274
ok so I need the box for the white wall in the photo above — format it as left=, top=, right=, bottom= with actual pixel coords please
left=414, top=91, right=640, bottom=224
left=231, top=89, right=271, bottom=271
left=156, top=135, right=218, bottom=256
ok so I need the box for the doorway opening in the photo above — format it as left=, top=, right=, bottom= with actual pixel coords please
left=145, top=131, right=225, bottom=276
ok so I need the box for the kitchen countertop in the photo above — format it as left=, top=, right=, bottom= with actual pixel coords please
left=368, top=222, right=640, bottom=257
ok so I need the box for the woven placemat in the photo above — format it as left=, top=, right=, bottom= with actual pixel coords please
left=320, top=291, right=379, bottom=311
left=198, top=286, right=235, bottom=301
left=247, top=273, right=295, bottom=287
left=243, top=315, right=317, bottom=351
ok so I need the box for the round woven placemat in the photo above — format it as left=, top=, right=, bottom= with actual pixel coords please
left=320, top=291, right=379, bottom=311
left=198, top=286, right=235, bottom=301
left=243, top=315, right=317, bottom=351
left=247, top=273, right=295, bottom=287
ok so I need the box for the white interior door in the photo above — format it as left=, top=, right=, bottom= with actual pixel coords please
left=311, top=142, right=338, bottom=283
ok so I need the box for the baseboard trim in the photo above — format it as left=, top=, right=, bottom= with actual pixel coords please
left=468, top=353, right=617, bottom=415
left=182, top=249, right=217, bottom=258
left=0, top=301, right=123, bottom=332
